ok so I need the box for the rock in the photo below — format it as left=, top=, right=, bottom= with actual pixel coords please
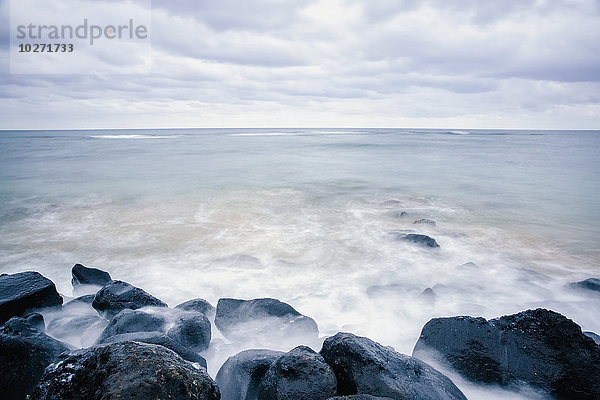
left=414, top=219, right=436, bottom=226
left=71, top=264, right=111, bottom=287
left=47, top=314, right=105, bottom=345
left=584, top=331, right=600, bottom=345
left=215, top=298, right=318, bottom=343
left=167, top=312, right=211, bottom=352
left=388, top=232, right=439, bottom=248
left=321, top=332, right=466, bottom=400
left=26, top=312, right=45, bottom=331
left=176, top=298, right=216, bottom=317
left=419, top=288, right=436, bottom=301
left=258, top=345, right=336, bottom=400
left=327, top=396, right=395, bottom=400
left=96, top=308, right=167, bottom=343
left=0, top=271, right=63, bottom=323
left=413, top=308, right=600, bottom=399
left=65, top=294, right=96, bottom=306
left=569, top=278, right=600, bottom=293
left=216, top=349, right=284, bottom=400
left=0, top=317, right=70, bottom=400
left=92, top=280, right=167, bottom=318
left=30, top=341, right=219, bottom=400
left=97, top=331, right=207, bottom=366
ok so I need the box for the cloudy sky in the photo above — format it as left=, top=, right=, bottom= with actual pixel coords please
left=1, top=0, right=599, bottom=129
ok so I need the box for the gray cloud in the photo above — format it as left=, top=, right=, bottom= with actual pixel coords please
left=0, top=0, right=599, bottom=129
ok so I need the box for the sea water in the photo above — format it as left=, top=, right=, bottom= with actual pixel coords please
left=1, top=128, right=599, bottom=398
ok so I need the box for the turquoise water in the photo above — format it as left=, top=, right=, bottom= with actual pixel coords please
left=1, top=128, right=599, bottom=396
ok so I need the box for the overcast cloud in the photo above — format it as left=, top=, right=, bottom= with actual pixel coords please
left=1, top=0, right=599, bottom=129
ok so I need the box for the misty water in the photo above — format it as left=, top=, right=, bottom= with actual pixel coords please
left=1, top=128, right=599, bottom=399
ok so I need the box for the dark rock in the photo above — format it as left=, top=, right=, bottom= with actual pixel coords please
left=215, top=298, right=318, bottom=343
left=569, top=278, right=600, bottom=293
left=71, top=264, right=111, bottom=287
left=26, top=312, right=45, bottom=331
left=30, top=341, right=219, bottom=400
left=413, top=308, right=600, bottom=399
left=0, top=271, right=63, bottom=323
left=584, top=331, right=600, bottom=345
left=327, top=396, right=395, bottom=400
left=258, top=345, right=336, bottom=400
left=414, top=219, right=436, bottom=226
left=96, top=308, right=167, bottom=343
left=176, top=298, right=216, bottom=317
left=388, top=232, right=440, bottom=248
left=419, top=288, right=436, bottom=301
left=216, top=349, right=284, bottom=400
left=92, top=280, right=167, bottom=318
left=0, top=317, right=70, bottom=400
left=321, top=332, right=465, bottom=400
left=167, top=312, right=211, bottom=352
left=97, top=331, right=207, bottom=366
left=65, top=294, right=96, bottom=306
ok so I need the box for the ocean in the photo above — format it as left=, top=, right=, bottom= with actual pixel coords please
left=1, top=128, right=599, bottom=398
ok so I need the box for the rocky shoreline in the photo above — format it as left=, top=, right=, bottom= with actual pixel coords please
left=1, top=265, right=599, bottom=400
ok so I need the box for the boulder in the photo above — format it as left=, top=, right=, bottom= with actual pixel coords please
left=388, top=232, right=440, bottom=248
left=413, top=308, right=600, bottom=399
left=92, top=280, right=167, bottom=318
left=569, top=278, right=600, bottom=293
left=176, top=298, right=216, bottom=317
left=30, top=341, right=219, bottom=400
left=167, top=312, right=211, bottom=352
left=96, top=308, right=167, bottom=343
left=0, top=317, right=69, bottom=400
left=215, top=298, right=318, bottom=343
left=216, top=349, right=284, bottom=400
left=64, top=294, right=96, bottom=306
left=71, top=264, right=111, bottom=287
left=97, top=331, right=207, bottom=366
left=25, top=312, right=45, bottom=331
left=321, top=332, right=465, bottom=400
left=0, top=271, right=63, bottom=323
left=258, top=345, right=336, bottom=400
left=584, top=331, right=600, bottom=345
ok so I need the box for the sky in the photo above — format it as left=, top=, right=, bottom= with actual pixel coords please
left=1, top=0, right=599, bottom=130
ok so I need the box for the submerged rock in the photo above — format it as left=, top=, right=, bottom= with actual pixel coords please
left=0, top=271, right=63, bottom=323
left=327, top=396, right=395, bottom=400
left=584, top=331, right=600, bottom=345
left=30, top=341, right=219, bottom=400
left=388, top=232, right=440, bottom=248
left=167, top=312, right=211, bottom=352
left=419, top=288, right=436, bottom=302
left=569, top=278, right=600, bottom=293
left=71, top=264, right=111, bottom=287
left=321, top=332, right=465, bottom=400
left=0, top=317, right=69, bottom=400
left=413, top=219, right=436, bottom=226
left=216, top=349, right=284, bottom=400
left=176, top=298, right=216, bottom=317
left=413, top=308, right=600, bottom=399
left=258, top=346, right=337, bottom=400
left=215, top=298, right=318, bottom=343
left=92, top=280, right=167, bottom=318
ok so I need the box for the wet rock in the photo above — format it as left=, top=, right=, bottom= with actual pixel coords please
left=47, top=314, right=105, bottom=345
left=167, top=312, right=211, bottom=352
left=96, top=308, right=167, bottom=343
left=216, top=349, right=284, bottom=400
left=413, top=308, right=600, bottom=399
left=92, top=280, right=167, bottom=318
left=569, top=278, right=600, bottom=293
left=327, top=396, right=395, bottom=400
left=25, top=312, right=45, bottom=331
left=0, top=317, right=69, bottom=400
left=30, top=341, right=219, bottom=400
left=176, top=298, right=216, bottom=318
left=65, top=294, right=96, bottom=306
left=321, top=332, right=465, bottom=400
left=258, top=345, right=336, bottom=400
left=419, top=288, right=436, bottom=301
left=414, top=219, right=436, bottom=226
left=71, top=264, right=111, bottom=287
left=388, top=232, right=440, bottom=248
left=97, top=331, right=207, bottom=366
left=0, top=271, right=63, bottom=323
left=215, top=298, right=318, bottom=343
